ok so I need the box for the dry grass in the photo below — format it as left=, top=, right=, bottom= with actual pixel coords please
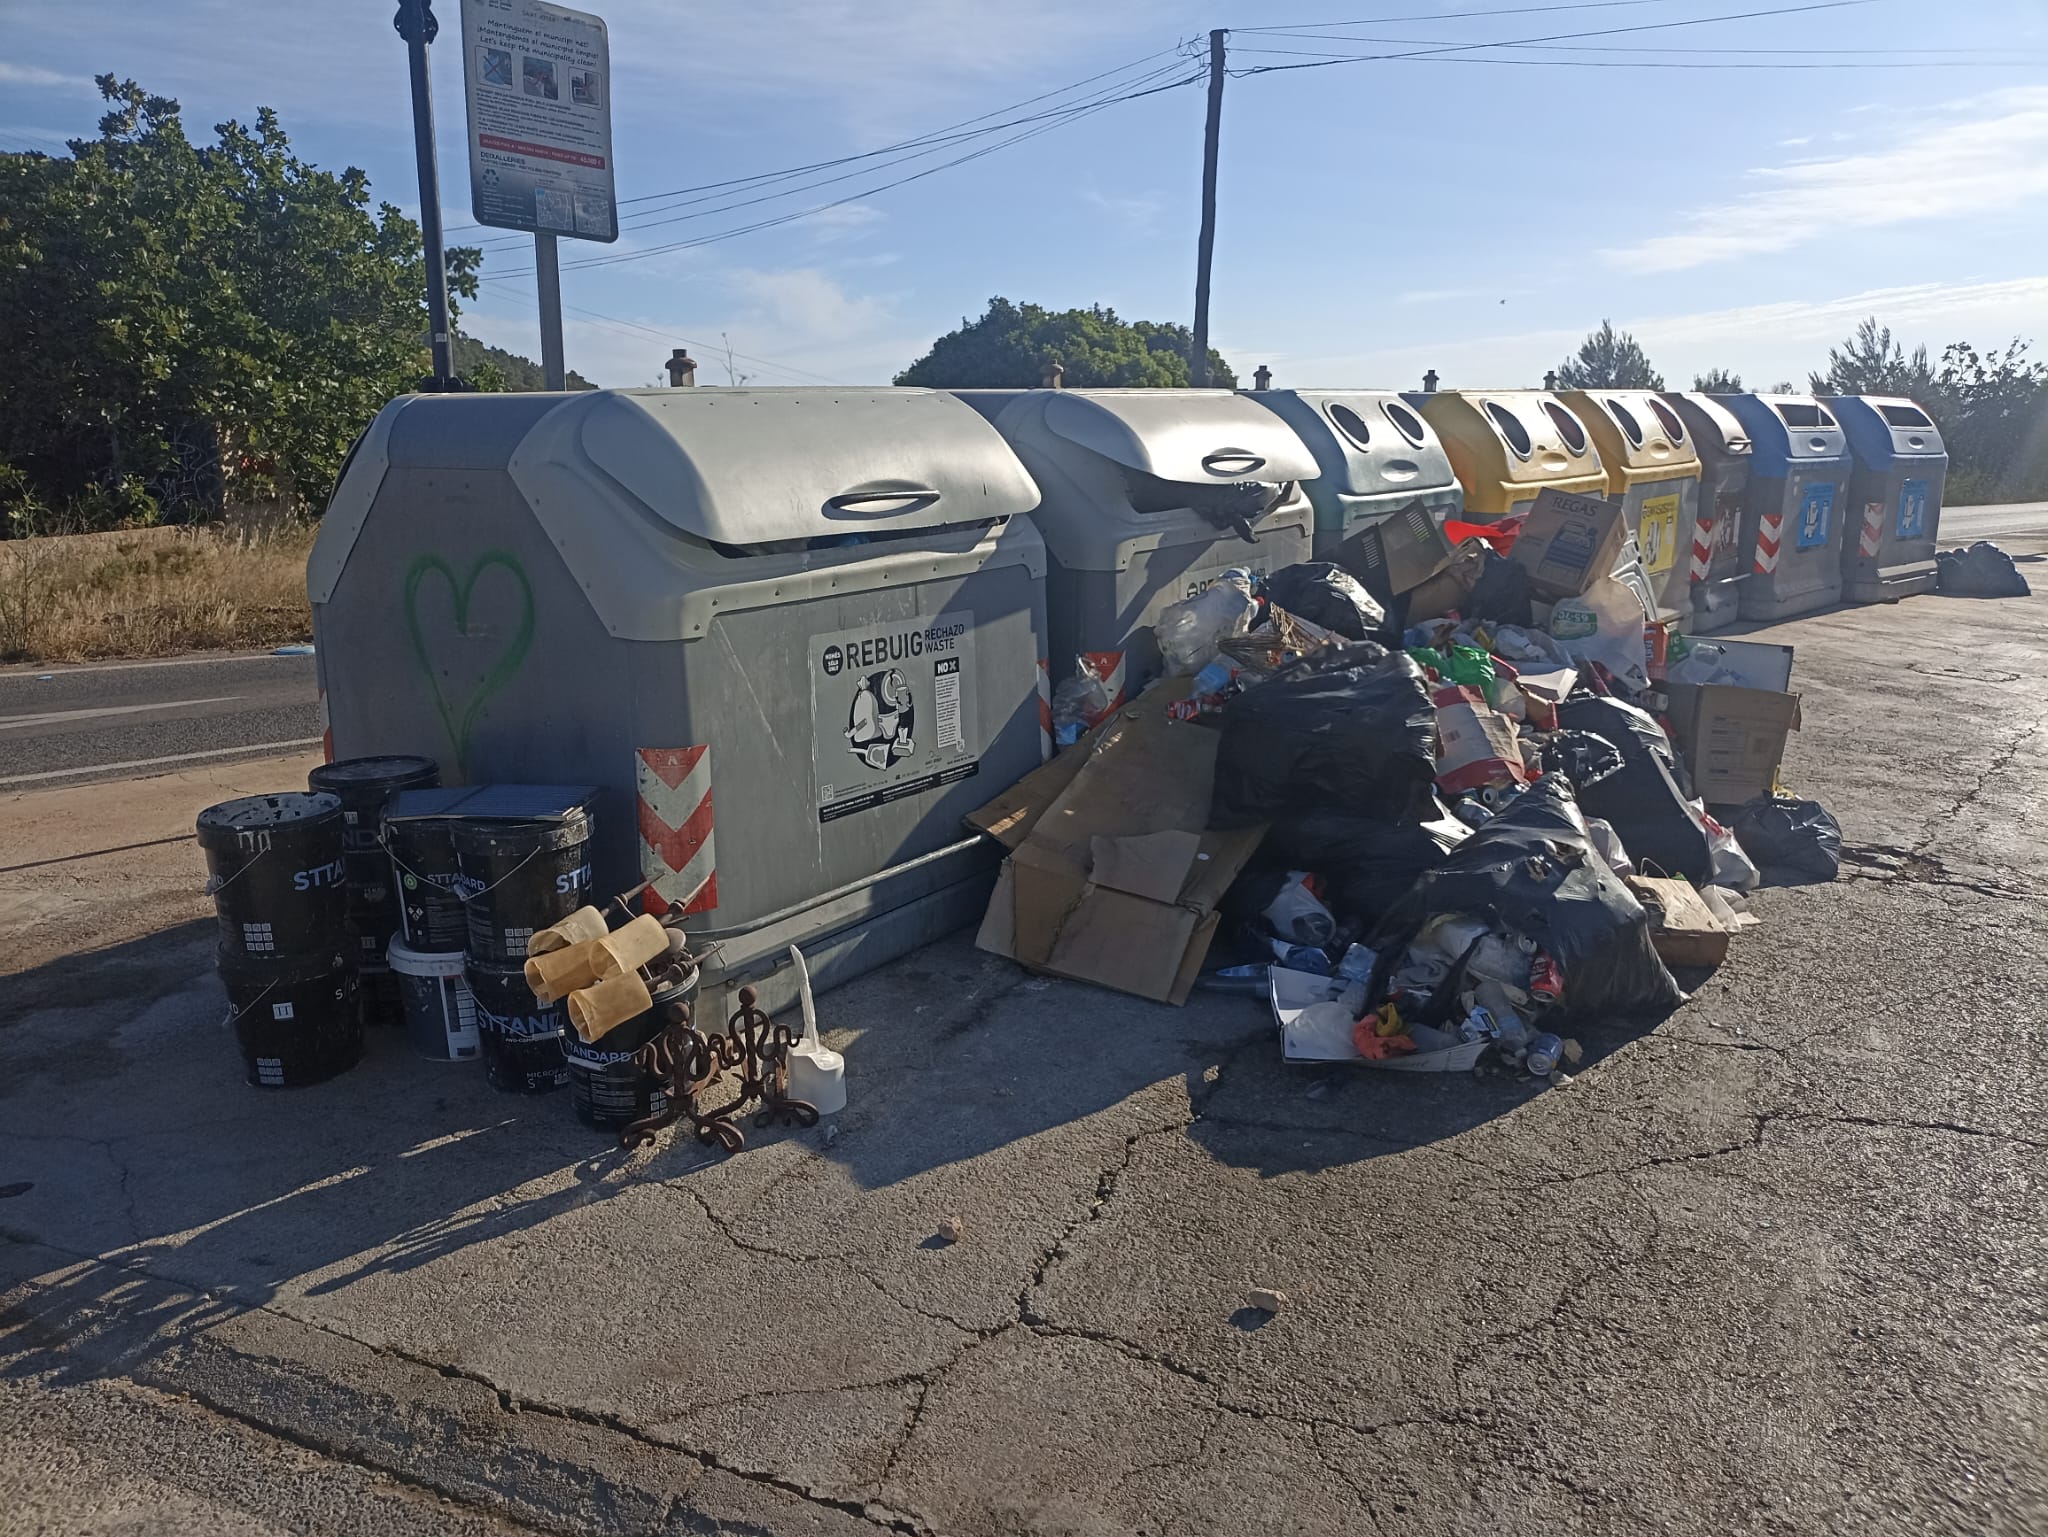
left=0, top=521, right=316, bottom=663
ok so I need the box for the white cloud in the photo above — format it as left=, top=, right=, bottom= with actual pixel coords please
left=0, top=62, right=89, bottom=91
left=799, top=203, right=886, bottom=242
left=1777, top=134, right=1813, bottom=148
left=1080, top=186, right=1163, bottom=234
left=1604, top=87, right=2048, bottom=274
left=724, top=266, right=891, bottom=343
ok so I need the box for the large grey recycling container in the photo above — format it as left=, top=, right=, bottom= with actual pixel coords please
left=1719, top=393, right=1853, bottom=621
left=308, top=388, right=1048, bottom=1011
left=1824, top=394, right=1946, bottom=603
left=1661, top=393, right=1752, bottom=634
left=1244, top=389, right=1462, bottom=603
left=956, top=388, right=1317, bottom=701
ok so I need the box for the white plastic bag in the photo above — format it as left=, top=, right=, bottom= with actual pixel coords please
left=1584, top=817, right=1635, bottom=879
left=1264, top=871, right=1336, bottom=947
left=1548, top=572, right=1652, bottom=693
left=1702, top=810, right=1761, bottom=892
left=1154, top=570, right=1257, bottom=674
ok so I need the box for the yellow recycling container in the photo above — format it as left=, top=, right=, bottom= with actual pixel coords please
left=1558, top=390, right=1703, bottom=626
left=1415, top=390, right=1608, bottom=521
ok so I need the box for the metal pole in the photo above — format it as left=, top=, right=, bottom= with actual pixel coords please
left=535, top=233, right=566, bottom=390
left=1190, top=28, right=1226, bottom=389
left=396, top=0, right=456, bottom=387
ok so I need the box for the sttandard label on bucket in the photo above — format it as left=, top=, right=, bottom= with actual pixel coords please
left=810, top=611, right=980, bottom=824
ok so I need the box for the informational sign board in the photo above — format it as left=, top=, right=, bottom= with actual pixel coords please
left=460, top=0, right=617, bottom=242
left=810, top=613, right=981, bottom=825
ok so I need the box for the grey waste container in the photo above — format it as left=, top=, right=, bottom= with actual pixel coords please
left=1245, top=390, right=1461, bottom=601
left=1824, top=395, right=1946, bottom=602
left=1662, top=393, right=1753, bottom=633
left=1719, top=393, right=1853, bottom=621
left=309, top=387, right=1048, bottom=1010
left=964, top=389, right=1318, bottom=700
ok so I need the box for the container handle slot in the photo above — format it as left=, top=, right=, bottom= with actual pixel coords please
left=1200, top=450, right=1266, bottom=477
left=824, top=485, right=941, bottom=518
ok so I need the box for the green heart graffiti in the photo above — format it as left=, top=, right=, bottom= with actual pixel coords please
left=403, top=551, right=535, bottom=778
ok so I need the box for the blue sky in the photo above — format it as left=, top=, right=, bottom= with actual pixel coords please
left=4, top=0, right=2046, bottom=391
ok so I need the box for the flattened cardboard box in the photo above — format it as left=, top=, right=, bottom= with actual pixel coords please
left=967, top=682, right=1265, bottom=1004
left=1509, top=487, right=1628, bottom=601
left=1667, top=681, right=1802, bottom=805
left=1625, top=875, right=1731, bottom=969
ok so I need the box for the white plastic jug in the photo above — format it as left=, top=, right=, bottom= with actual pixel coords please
left=784, top=944, right=846, bottom=1115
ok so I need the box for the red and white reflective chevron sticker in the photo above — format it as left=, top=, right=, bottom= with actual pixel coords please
left=637, top=746, right=717, bottom=917
left=1036, top=658, right=1053, bottom=761
left=1754, top=512, right=1783, bottom=576
left=1859, top=502, right=1884, bottom=559
left=1689, top=519, right=1713, bottom=583
left=1082, top=650, right=1128, bottom=721
left=317, top=686, right=334, bottom=764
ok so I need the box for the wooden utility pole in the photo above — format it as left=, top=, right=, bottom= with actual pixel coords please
left=1190, top=29, right=1226, bottom=388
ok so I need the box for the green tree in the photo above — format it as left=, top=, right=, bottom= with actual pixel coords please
left=895, top=297, right=1235, bottom=389
left=1808, top=317, right=1933, bottom=399
left=1926, top=338, right=2048, bottom=501
left=1555, top=320, right=1663, bottom=391
left=0, top=77, right=479, bottom=527
left=1692, top=368, right=1743, bottom=394
left=453, top=331, right=593, bottom=391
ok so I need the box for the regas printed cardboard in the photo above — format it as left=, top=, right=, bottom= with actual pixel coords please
left=1509, top=487, right=1629, bottom=601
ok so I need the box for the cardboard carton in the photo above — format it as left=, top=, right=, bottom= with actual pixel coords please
left=1626, top=875, right=1731, bottom=968
left=1667, top=681, right=1802, bottom=805
left=1509, top=487, right=1628, bottom=601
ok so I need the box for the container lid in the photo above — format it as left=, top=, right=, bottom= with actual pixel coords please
left=309, top=756, right=440, bottom=793
left=1557, top=390, right=1700, bottom=473
left=1824, top=394, right=1944, bottom=461
left=387, top=937, right=469, bottom=977
left=1246, top=390, right=1453, bottom=496
left=1665, top=393, right=1751, bottom=456
left=1029, top=389, right=1320, bottom=485
left=562, top=388, right=1040, bottom=545
left=197, top=791, right=342, bottom=834
left=1722, top=393, right=1848, bottom=465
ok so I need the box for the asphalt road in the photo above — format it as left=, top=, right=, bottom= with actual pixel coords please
left=3, top=554, right=2047, bottom=1536
left=0, top=652, right=320, bottom=789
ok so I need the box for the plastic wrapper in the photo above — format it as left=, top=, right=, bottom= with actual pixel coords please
left=1554, top=696, right=1712, bottom=884
left=1732, top=795, right=1842, bottom=884
left=1366, top=773, right=1685, bottom=1025
left=1263, top=872, right=1336, bottom=947
left=1155, top=569, right=1257, bottom=674
left=1702, top=810, right=1761, bottom=892
left=1050, top=658, right=1112, bottom=746
left=1211, top=646, right=1436, bottom=828
left=1263, top=562, right=1388, bottom=643
left=1549, top=572, right=1652, bottom=694
left=1585, top=817, right=1634, bottom=878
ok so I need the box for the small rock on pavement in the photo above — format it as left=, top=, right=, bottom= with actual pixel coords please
left=937, top=1215, right=966, bottom=1244
left=1246, top=1286, right=1288, bottom=1314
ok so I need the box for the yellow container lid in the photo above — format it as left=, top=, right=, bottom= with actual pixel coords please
left=1557, top=390, right=1701, bottom=494
left=1417, top=390, right=1609, bottom=516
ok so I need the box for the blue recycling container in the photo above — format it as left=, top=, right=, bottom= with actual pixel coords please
left=1824, top=395, right=1946, bottom=602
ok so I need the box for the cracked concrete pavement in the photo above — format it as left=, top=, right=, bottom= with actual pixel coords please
left=4, top=549, right=2046, bottom=1536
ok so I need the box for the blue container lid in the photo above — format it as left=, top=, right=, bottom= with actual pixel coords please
left=1719, top=394, right=1851, bottom=477
left=1825, top=395, right=1945, bottom=469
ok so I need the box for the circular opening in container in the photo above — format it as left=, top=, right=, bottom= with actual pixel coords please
left=1483, top=400, right=1533, bottom=458
left=1648, top=397, right=1686, bottom=444
left=1541, top=401, right=1587, bottom=454
left=1382, top=399, right=1429, bottom=445
left=1326, top=402, right=1372, bottom=451
left=1607, top=397, right=1645, bottom=448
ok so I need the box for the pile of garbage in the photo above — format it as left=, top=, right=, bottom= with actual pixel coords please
left=1034, top=491, right=1846, bottom=1079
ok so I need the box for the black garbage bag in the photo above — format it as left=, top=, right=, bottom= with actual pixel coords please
left=1937, top=541, right=2032, bottom=598
left=1539, top=730, right=1627, bottom=792
left=1732, top=795, right=1841, bottom=884
left=1260, top=806, right=1470, bottom=930
left=1463, top=550, right=1534, bottom=628
left=1264, top=562, right=1389, bottom=642
left=1211, top=646, right=1437, bottom=828
left=1366, top=774, right=1685, bottom=1024
left=1554, top=696, right=1712, bottom=883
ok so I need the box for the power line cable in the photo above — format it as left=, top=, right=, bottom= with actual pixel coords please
left=1229, top=46, right=2044, bottom=67
left=464, top=56, right=1195, bottom=252
left=1227, top=0, right=1877, bottom=75
left=1236, top=0, right=1684, bottom=33
left=479, top=70, right=1203, bottom=281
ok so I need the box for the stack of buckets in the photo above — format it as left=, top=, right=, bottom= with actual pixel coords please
left=196, top=793, right=362, bottom=1087
left=306, top=756, right=440, bottom=1025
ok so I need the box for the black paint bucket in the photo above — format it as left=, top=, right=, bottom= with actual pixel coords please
left=308, top=755, right=439, bottom=885
left=454, top=811, right=596, bottom=965
left=564, top=970, right=694, bottom=1132
left=195, top=793, right=349, bottom=958
left=216, top=943, right=362, bottom=1088
left=465, top=960, right=570, bottom=1094
left=386, top=816, right=469, bottom=952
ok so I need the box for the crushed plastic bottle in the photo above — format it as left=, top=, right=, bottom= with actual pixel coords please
left=1154, top=570, right=1257, bottom=674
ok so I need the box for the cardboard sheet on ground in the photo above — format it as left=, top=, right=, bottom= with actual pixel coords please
left=969, top=682, right=1265, bottom=1004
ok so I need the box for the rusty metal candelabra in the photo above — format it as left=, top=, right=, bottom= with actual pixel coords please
left=619, top=984, right=819, bottom=1154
